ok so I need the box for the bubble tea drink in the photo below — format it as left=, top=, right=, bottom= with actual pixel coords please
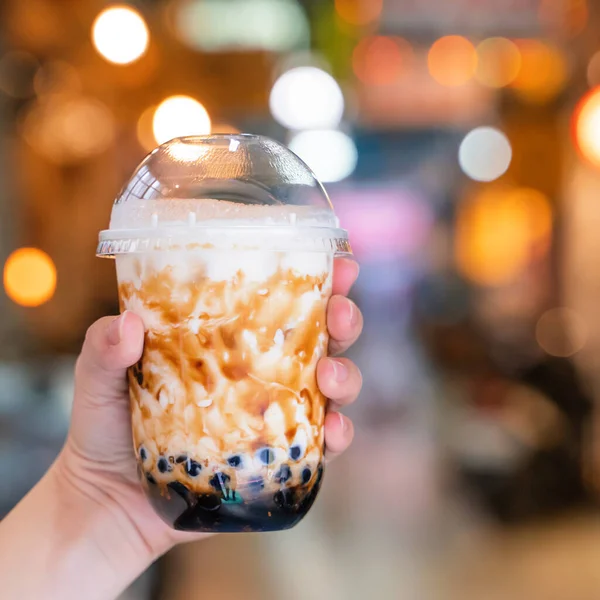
left=97, top=135, right=352, bottom=532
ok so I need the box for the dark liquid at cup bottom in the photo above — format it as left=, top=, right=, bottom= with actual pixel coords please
left=139, top=463, right=324, bottom=533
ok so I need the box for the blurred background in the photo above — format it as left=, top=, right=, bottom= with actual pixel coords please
left=3, top=0, right=600, bottom=598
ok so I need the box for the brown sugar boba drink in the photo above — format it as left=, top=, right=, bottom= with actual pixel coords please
left=97, top=135, right=352, bottom=532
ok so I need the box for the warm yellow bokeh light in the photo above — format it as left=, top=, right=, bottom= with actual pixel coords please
left=455, top=187, right=552, bottom=286
left=152, top=95, right=211, bottom=145
left=335, top=0, right=383, bottom=26
left=92, top=5, right=149, bottom=65
left=137, top=104, right=157, bottom=151
left=573, top=87, right=600, bottom=168
left=353, top=36, right=413, bottom=86
left=3, top=248, right=57, bottom=307
left=428, top=36, right=477, bottom=87
left=510, top=40, right=568, bottom=103
left=475, top=38, right=522, bottom=88
left=211, top=123, right=241, bottom=134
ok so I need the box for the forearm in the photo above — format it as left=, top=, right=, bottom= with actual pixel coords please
left=0, top=459, right=159, bottom=600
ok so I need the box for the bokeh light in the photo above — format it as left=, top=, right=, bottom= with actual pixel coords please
left=475, top=38, right=522, bottom=88
left=174, top=0, right=309, bottom=53
left=288, top=130, right=357, bottom=182
left=136, top=104, right=157, bottom=152
left=510, top=40, right=568, bottom=103
left=352, top=36, right=413, bottom=86
left=539, top=0, right=588, bottom=38
left=586, top=51, right=600, bottom=87
left=455, top=187, right=553, bottom=286
left=211, top=123, right=241, bottom=134
left=92, top=5, right=150, bottom=65
left=33, top=60, right=82, bottom=98
left=428, top=36, right=477, bottom=87
left=3, top=248, right=57, bottom=307
left=459, top=127, right=512, bottom=182
left=536, top=308, right=587, bottom=358
left=269, top=67, right=344, bottom=130
left=335, top=0, right=383, bottom=26
left=573, top=87, right=600, bottom=168
left=22, top=95, right=116, bottom=165
left=152, top=95, right=211, bottom=145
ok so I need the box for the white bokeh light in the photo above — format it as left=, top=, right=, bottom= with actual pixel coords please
left=270, top=67, right=344, bottom=130
left=288, top=130, right=357, bottom=182
left=459, top=127, right=512, bottom=182
left=92, top=6, right=150, bottom=65
left=152, top=95, right=211, bottom=145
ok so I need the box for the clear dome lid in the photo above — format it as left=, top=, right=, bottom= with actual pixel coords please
left=97, top=134, right=351, bottom=257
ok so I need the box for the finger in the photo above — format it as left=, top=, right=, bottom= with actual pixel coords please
left=332, top=257, right=359, bottom=296
left=317, top=358, right=362, bottom=410
left=324, top=412, right=354, bottom=461
left=327, top=296, right=363, bottom=355
left=74, top=311, right=144, bottom=404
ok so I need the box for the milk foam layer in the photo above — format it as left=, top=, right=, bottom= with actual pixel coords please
left=117, top=248, right=333, bottom=501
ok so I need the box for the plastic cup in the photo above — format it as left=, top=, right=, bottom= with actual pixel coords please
left=97, top=135, right=351, bottom=532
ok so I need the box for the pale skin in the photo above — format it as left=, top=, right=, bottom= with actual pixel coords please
left=0, top=258, right=363, bottom=600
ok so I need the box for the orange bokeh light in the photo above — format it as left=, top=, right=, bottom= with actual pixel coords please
left=428, top=36, right=477, bottom=87
left=573, top=87, right=600, bottom=168
left=335, top=0, right=383, bottom=26
left=475, top=37, right=522, bottom=88
left=353, top=36, right=412, bottom=86
left=510, top=40, right=568, bottom=103
left=3, top=248, right=57, bottom=307
left=455, top=187, right=553, bottom=286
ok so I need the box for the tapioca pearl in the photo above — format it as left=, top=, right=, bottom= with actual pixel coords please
left=167, top=481, right=193, bottom=505
left=157, top=457, right=172, bottom=473
left=257, top=447, right=276, bottom=465
left=175, top=454, right=188, bottom=464
left=185, top=459, right=203, bottom=477
left=301, top=468, right=312, bottom=485
left=209, top=472, right=231, bottom=492
left=274, top=489, right=295, bottom=509
left=289, top=445, right=303, bottom=461
left=139, top=446, right=148, bottom=462
left=196, top=494, right=221, bottom=512
left=227, top=455, right=243, bottom=468
left=274, top=464, right=292, bottom=484
left=146, top=473, right=157, bottom=485
left=247, top=477, right=265, bottom=492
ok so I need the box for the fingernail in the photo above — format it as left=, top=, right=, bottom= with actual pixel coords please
left=337, top=412, right=347, bottom=433
left=107, top=312, right=126, bottom=346
left=331, top=359, right=349, bottom=383
left=348, top=301, right=359, bottom=327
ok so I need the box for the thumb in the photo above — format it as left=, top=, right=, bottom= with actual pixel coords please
left=74, top=311, right=145, bottom=407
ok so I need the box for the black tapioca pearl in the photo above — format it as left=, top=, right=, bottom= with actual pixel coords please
left=175, top=454, right=188, bottom=464
left=209, top=472, right=231, bottom=493
left=146, top=473, right=156, bottom=485
left=289, top=445, right=302, bottom=461
left=139, top=446, right=147, bottom=462
left=167, top=481, right=194, bottom=506
left=274, top=489, right=296, bottom=509
left=157, top=457, right=172, bottom=473
left=196, top=494, right=221, bottom=512
left=274, top=465, right=292, bottom=483
left=248, top=477, right=265, bottom=492
left=185, top=459, right=202, bottom=477
left=301, top=468, right=312, bottom=485
left=258, top=448, right=275, bottom=465
left=227, top=455, right=242, bottom=468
